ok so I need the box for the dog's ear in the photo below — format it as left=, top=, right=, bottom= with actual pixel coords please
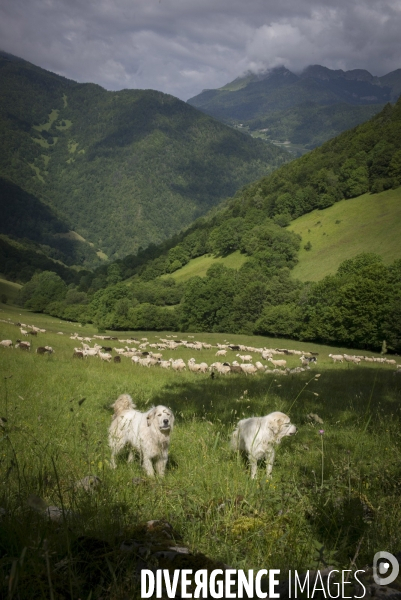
left=147, top=408, right=156, bottom=426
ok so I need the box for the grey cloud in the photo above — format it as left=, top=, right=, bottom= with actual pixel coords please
left=0, top=0, right=400, bottom=100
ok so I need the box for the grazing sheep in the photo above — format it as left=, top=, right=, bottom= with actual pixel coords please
left=268, top=358, right=287, bottom=368
left=98, top=352, right=112, bottom=363
left=16, top=341, right=30, bottom=351
left=215, top=349, right=227, bottom=357
left=255, top=361, right=266, bottom=371
left=20, top=328, right=28, bottom=336
left=73, top=351, right=84, bottom=359
left=0, top=340, right=13, bottom=348
left=158, top=360, right=171, bottom=369
left=240, top=363, right=258, bottom=375
left=229, top=365, right=243, bottom=374
left=36, top=346, right=53, bottom=355
left=113, top=356, right=121, bottom=363
left=169, top=358, right=186, bottom=372
left=236, top=354, right=253, bottom=362
left=28, top=330, right=37, bottom=336
left=328, top=354, right=344, bottom=363
left=343, top=354, right=361, bottom=365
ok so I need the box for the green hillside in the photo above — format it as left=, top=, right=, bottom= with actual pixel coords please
left=188, top=65, right=401, bottom=151
left=0, top=51, right=289, bottom=263
left=288, top=188, right=401, bottom=281
left=0, top=277, right=21, bottom=303
left=161, top=250, right=248, bottom=282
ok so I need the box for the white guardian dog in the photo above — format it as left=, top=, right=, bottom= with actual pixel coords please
left=109, top=394, right=175, bottom=477
left=231, top=411, right=297, bottom=479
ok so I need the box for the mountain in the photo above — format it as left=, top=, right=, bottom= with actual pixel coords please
left=15, top=98, right=401, bottom=350
left=0, top=51, right=289, bottom=265
left=188, top=64, right=401, bottom=151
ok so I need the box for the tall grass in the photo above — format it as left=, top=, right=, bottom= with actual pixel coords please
left=0, top=304, right=400, bottom=597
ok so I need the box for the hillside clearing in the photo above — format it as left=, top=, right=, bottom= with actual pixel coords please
left=0, top=277, right=21, bottom=303
left=161, top=250, right=248, bottom=282
left=288, top=188, right=401, bottom=281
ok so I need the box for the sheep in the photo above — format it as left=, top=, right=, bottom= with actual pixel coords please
left=36, top=346, right=48, bottom=354
left=0, top=340, right=13, bottom=348
left=240, top=363, right=258, bottom=375
left=158, top=360, right=171, bottom=369
left=215, top=349, right=227, bottom=357
left=385, top=359, right=397, bottom=365
left=16, top=341, right=30, bottom=351
left=169, top=358, right=186, bottom=371
left=98, top=352, right=112, bottom=362
left=113, top=356, right=121, bottom=363
left=328, top=354, right=343, bottom=363
left=255, top=361, right=266, bottom=371
left=73, top=351, right=84, bottom=359
left=188, top=358, right=208, bottom=373
left=237, top=354, right=253, bottom=362
left=20, top=328, right=28, bottom=336
left=343, top=354, right=360, bottom=365
left=28, top=330, right=38, bottom=336
left=202, top=343, right=212, bottom=350
left=149, top=352, right=163, bottom=360
left=268, top=358, right=287, bottom=368
left=229, top=365, right=243, bottom=374
left=44, top=346, right=54, bottom=354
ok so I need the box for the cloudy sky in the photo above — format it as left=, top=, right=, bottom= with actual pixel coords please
left=1, top=0, right=401, bottom=100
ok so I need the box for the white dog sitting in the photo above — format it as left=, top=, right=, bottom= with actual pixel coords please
left=109, top=394, right=175, bottom=477
left=231, top=411, right=297, bottom=479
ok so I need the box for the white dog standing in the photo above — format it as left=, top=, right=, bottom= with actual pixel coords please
left=109, top=394, right=175, bottom=477
left=231, top=411, right=297, bottom=479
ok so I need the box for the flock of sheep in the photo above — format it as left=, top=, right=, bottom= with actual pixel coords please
left=1, top=318, right=400, bottom=375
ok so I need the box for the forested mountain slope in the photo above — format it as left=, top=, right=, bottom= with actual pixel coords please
left=15, top=95, right=401, bottom=351
left=0, top=51, right=289, bottom=263
left=188, top=65, right=401, bottom=150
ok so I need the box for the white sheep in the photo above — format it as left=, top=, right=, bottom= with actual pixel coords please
left=215, top=349, right=227, bottom=357
left=0, top=340, right=13, bottom=348
left=236, top=354, right=253, bottom=362
left=240, top=363, right=258, bottom=375
left=158, top=360, right=171, bottom=369
left=169, top=358, right=186, bottom=371
left=98, top=352, right=112, bottom=362
left=328, top=354, right=343, bottom=363
left=255, top=361, right=266, bottom=371
left=268, top=358, right=287, bottom=368
left=20, top=328, right=28, bottom=336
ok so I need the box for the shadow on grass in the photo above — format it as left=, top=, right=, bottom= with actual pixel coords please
left=150, top=367, right=401, bottom=428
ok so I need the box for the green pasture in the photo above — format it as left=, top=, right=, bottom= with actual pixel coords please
left=288, top=188, right=401, bottom=281
left=0, top=305, right=400, bottom=597
left=162, top=251, right=248, bottom=283
left=0, top=278, right=21, bottom=304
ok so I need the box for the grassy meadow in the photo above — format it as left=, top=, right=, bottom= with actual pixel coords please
left=161, top=251, right=248, bottom=283
left=0, top=304, right=401, bottom=597
left=0, top=279, right=22, bottom=305
left=288, top=188, right=401, bottom=281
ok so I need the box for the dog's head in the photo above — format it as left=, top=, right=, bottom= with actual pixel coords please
left=147, top=406, right=175, bottom=433
left=268, top=411, right=297, bottom=442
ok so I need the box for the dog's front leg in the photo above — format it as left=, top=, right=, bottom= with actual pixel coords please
left=249, top=455, right=258, bottom=479
left=265, top=447, right=275, bottom=476
left=155, top=456, right=167, bottom=477
left=142, top=457, right=155, bottom=477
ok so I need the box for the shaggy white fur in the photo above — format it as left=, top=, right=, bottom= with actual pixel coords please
left=109, top=394, right=174, bottom=477
left=231, top=411, right=297, bottom=479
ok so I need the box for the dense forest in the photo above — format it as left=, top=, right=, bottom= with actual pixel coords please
left=0, top=51, right=289, bottom=263
left=15, top=98, right=401, bottom=352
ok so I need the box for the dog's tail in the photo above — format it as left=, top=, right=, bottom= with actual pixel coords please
left=111, top=394, right=135, bottom=418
